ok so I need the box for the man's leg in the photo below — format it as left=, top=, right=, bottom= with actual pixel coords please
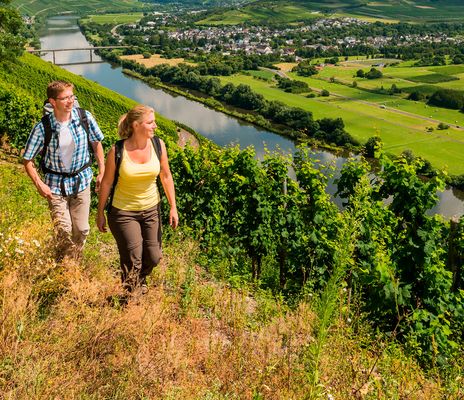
left=48, top=194, right=73, bottom=260
left=69, top=185, right=91, bottom=259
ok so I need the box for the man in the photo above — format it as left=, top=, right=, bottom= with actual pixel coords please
left=23, top=80, right=105, bottom=261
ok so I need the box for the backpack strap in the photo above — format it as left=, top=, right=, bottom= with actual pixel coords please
left=151, top=136, right=162, bottom=161
left=106, top=139, right=125, bottom=212
left=39, top=114, right=53, bottom=173
left=77, top=107, right=93, bottom=162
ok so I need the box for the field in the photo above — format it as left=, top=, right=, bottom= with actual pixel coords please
left=218, top=58, right=464, bottom=174
left=80, top=13, right=144, bottom=25
left=197, top=0, right=464, bottom=24
left=13, top=0, right=148, bottom=17
left=196, top=2, right=320, bottom=25
left=120, top=54, right=196, bottom=68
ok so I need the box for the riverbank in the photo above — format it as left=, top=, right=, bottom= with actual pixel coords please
left=122, top=69, right=347, bottom=152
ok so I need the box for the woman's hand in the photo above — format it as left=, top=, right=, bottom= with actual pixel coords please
left=169, top=207, right=179, bottom=229
left=96, top=212, right=107, bottom=233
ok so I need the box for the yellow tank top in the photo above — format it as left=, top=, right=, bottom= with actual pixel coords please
left=112, top=143, right=160, bottom=211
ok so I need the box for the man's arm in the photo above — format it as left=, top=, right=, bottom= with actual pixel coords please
left=23, top=159, right=52, bottom=199
left=91, top=141, right=105, bottom=193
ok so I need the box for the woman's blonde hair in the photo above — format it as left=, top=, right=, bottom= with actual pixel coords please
left=118, top=104, right=155, bottom=139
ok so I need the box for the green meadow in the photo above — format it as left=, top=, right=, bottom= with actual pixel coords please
left=197, top=2, right=320, bottom=25
left=196, top=0, right=464, bottom=25
left=219, top=61, right=464, bottom=174
left=81, top=13, right=144, bottom=25
left=13, top=0, right=147, bottom=17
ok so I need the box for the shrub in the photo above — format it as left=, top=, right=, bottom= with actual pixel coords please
left=428, top=89, right=464, bottom=110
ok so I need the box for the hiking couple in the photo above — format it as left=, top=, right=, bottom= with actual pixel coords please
left=23, top=80, right=178, bottom=295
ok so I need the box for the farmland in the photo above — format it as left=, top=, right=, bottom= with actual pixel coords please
left=197, top=2, right=321, bottom=25
left=218, top=58, right=464, bottom=174
left=120, top=54, right=196, bottom=68
left=80, top=13, right=144, bottom=25
left=13, top=0, right=147, bottom=17
left=197, top=0, right=464, bottom=25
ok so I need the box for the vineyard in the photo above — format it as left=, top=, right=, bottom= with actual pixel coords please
left=0, top=54, right=463, bottom=394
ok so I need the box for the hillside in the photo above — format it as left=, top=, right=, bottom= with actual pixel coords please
left=0, top=139, right=453, bottom=399
left=13, top=0, right=149, bottom=17
left=0, top=50, right=463, bottom=398
left=197, top=0, right=464, bottom=24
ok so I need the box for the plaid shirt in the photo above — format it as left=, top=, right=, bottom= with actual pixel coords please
left=23, top=108, right=104, bottom=196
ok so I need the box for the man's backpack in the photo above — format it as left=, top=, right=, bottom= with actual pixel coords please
left=106, top=136, right=162, bottom=212
left=40, top=98, right=93, bottom=196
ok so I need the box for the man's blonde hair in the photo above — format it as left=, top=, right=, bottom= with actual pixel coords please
left=47, top=80, right=74, bottom=100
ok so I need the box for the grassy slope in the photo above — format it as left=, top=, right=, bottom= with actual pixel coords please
left=197, top=0, right=464, bottom=24
left=0, top=53, right=178, bottom=147
left=0, top=153, right=448, bottom=399
left=80, top=13, right=144, bottom=25
left=13, top=0, right=148, bottom=17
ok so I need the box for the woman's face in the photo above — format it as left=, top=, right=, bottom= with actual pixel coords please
left=136, top=111, right=157, bottom=136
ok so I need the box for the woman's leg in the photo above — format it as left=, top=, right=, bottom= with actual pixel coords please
left=108, top=208, right=143, bottom=291
left=140, top=203, right=162, bottom=281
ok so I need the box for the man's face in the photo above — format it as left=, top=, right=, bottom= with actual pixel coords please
left=50, top=88, right=74, bottom=114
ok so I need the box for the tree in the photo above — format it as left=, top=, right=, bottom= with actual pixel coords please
left=365, top=67, right=383, bottom=79
left=0, top=0, right=25, bottom=62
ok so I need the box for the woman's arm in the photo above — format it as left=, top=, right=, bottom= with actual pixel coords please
left=158, top=139, right=179, bottom=229
left=96, top=146, right=116, bottom=232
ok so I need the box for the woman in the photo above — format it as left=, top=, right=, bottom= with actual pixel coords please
left=97, top=104, right=178, bottom=294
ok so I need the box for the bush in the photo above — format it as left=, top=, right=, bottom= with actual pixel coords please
left=428, top=89, right=464, bottom=110
left=0, top=89, right=41, bottom=149
left=364, top=136, right=383, bottom=158
left=365, top=67, right=383, bottom=79
left=408, top=91, right=425, bottom=101
left=320, top=89, right=330, bottom=97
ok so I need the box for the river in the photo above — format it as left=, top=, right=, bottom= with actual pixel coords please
left=38, top=15, right=464, bottom=218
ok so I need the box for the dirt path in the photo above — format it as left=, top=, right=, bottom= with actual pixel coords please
left=177, top=128, right=199, bottom=149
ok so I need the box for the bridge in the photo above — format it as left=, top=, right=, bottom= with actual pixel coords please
left=28, top=46, right=131, bottom=65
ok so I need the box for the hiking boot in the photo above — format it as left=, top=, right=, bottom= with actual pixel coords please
left=140, top=283, right=148, bottom=295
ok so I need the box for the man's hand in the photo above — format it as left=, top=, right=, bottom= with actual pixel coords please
left=37, top=181, right=53, bottom=200
left=95, top=173, right=103, bottom=193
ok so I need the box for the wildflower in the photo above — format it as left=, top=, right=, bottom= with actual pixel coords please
left=16, top=238, right=24, bottom=245
left=32, top=239, right=40, bottom=247
left=15, top=248, right=24, bottom=255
